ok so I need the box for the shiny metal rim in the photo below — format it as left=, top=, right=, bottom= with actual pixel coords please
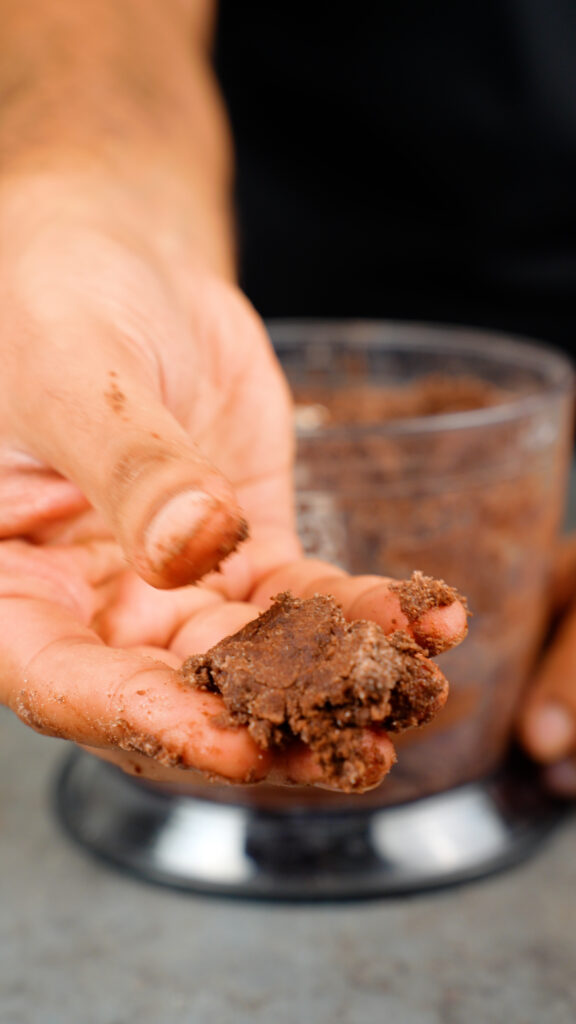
left=54, top=750, right=570, bottom=900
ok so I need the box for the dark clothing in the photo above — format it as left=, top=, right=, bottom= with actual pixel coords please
left=215, top=2, right=576, bottom=351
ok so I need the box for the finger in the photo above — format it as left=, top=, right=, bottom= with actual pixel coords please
left=251, top=560, right=468, bottom=654
left=169, top=600, right=263, bottom=658
left=0, top=537, right=129, bottom=634
left=56, top=539, right=126, bottom=587
left=83, top=728, right=397, bottom=794
left=549, top=532, right=576, bottom=620
left=269, top=730, right=397, bottom=792
left=125, top=645, right=182, bottom=668
left=0, top=594, right=272, bottom=783
left=80, top=744, right=229, bottom=784
left=0, top=462, right=89, bottom=537
left=198, top=522, right=303, bottom=603
left=92, top=570, right=224, bottom=647
left=518, top=602, right=576, bottom=763
left=14, top=332, right=247, bottom=588
left=250, top=558, right=348, bottom=604
left=0, top=539, right=96, bottom=623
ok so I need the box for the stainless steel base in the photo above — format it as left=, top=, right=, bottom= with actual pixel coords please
left=54, top=750, right=569, bottom=899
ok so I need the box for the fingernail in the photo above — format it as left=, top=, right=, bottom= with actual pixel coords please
left=145, top=489, right=215, bottom=565
left=527, top=702, right=575, bottom=761
left=544, top=758, right=576, bottom=798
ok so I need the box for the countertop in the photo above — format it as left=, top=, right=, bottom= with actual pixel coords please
left=2, top=709, right=575, bottom=1024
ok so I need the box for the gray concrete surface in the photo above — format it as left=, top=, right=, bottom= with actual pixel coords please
left=1, top=707, right=575, bottom=1024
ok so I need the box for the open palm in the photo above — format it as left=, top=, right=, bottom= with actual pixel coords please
left=0, top=222, right=466, bottom=789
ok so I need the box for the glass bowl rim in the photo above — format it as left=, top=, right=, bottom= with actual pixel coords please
left=268, top=319, right=575, bottom=437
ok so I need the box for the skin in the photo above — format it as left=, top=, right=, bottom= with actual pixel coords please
left=0, top=0, right=571, bottom=793
left=518, top=535, right=576, bottom=796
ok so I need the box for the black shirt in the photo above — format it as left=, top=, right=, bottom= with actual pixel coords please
left=215, top=1, right=576, bottom=351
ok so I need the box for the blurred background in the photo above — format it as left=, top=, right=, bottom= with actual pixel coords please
left=216, top=1, right=576, bottom=353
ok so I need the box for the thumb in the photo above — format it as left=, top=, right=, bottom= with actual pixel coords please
left=17, top=341, right=247, bottom=588
left=518, top=602, right=576, bottom=763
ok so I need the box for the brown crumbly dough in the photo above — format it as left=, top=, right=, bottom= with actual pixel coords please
left=180, top=591, right=450, bottom=793
left=391, top=569, right=466, bottom=621
left=294, top=374, right=512, bottom=427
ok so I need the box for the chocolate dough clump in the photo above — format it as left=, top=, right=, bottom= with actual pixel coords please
left=180, top=591, right=450, bottom=793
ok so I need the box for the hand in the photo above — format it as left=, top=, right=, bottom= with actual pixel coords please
left=0, top=175, right=467, bottom=790
left=518, top=533, right=576, bottom=797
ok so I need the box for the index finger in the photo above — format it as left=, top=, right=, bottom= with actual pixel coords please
left=0, top=594, right=272, bottom=784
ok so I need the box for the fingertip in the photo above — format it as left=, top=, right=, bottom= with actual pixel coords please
left=271, top=730, right=396, bottom=792
left=357, top=729, right=397, bottom=789
left=104, top=429, right=248, bottom=589
left=199, top=727, right=273, bottom=784
left=411, top=599, right=469, bottom=655
left=348, top=582, right=468, bottom=655
left=270, top=741, right=324, bottom=786
left=520, top=701, right=575, bottom=763
left=136, top=488, right=249, bottom=588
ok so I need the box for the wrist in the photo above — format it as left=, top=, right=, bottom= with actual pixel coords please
left=0, top=160, right=236, bottom=282
left=0, top=0, right=235, bottom=278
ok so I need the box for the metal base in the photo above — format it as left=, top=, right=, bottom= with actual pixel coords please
left=54, top=750, right=569, bottom=900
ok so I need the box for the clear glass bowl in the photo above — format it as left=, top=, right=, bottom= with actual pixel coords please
left=268, top=320, right=574, bottom=806
left=55, top=321, right=576, bottom=897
